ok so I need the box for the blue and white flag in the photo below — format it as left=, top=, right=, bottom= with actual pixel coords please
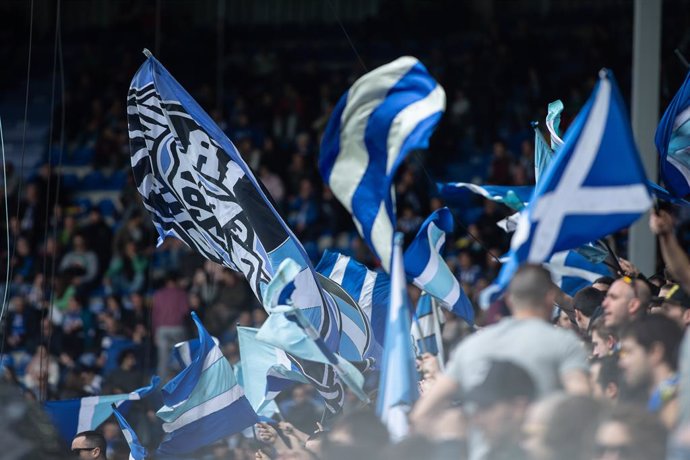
left=112, top=405, right=147, bottom=460
left=44, top=377, right=159, bottom=443
left=127, top=52, right=339, bottom=351
left=156, top=312, right=257, bottom=456
left=316, top=250, right=390, bottom=359
left=497, top=70, right=652, bottom=288
left=544, top=250, right=611, bottom=296
left=437, top=183, right=533, bottom=211
left=403, top=207, right=474, bottom=324
left=319, top=56, right=446, bottom=271
left=647, top=180, right=690, bottom=206
left=410, top=293, right=445, bottom=363
left=237, top=326, right=307, bottom=416
left=377, top=233, right=418, bottom=441
left=656, top=69, right=690, bottom=198
left=534, top=123, right=555, bottom=184
left=546, top=99, right=565, bottom=149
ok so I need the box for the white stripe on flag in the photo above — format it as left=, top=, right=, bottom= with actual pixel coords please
left=162, top=384, right=244, bottom=433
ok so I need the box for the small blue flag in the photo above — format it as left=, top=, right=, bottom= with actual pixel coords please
left=112, top=405, right=147, bottom=460
left=656, top=69, right=690, bottom=197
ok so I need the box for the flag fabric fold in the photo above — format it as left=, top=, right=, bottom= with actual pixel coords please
left=545, top=250, right=612, bottom=296
left=437, top=183, right=533, bottom=211
left=403, top=207, right=474, bottom=324
left=377, top=233, right=418, bottom=441
left=44, top=376, right=159, bottom=444
left=655, top=69, right=690, bottom=198
left=112, top=405, right=147, bottom=460
left=156, top=312, right=258, bottom=456
left=319, top=56, right=446, bottom=271
left=546, top=99, right=565, bottom=149
left=127, top=53, right=339, bottom=351
left=497, top=70, right=652, bottom=289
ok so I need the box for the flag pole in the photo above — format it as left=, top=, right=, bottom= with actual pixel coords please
left=430, top=297, right=446, bottom=372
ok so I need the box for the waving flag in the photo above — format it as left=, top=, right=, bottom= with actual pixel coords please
left=237, top=326, right=307, bottom=416
left=546, top=99, right=565, bottom=149
left=156, top=313, right=257, bottom=456
left=316, top=250, right=390, bottom=358
left=545, top=250, right=611, bottom=296
left=319, top=56, right=446, bottom=271
left=127, top=52, right=339, bottom=350
left=403, top=208, right=474, bottom=324
left=112, top=405, right=147, bottom=460
left=647, top=180, right=690, bottom=206
left=437, top=183, right=533, bottom=211
left=497, top=70, right=652, bottom=288
left=656, top=69, right=690, bottom=197
left=411, top=293, right=445, bottom=364
left=377, top=233, right=418, bottom=441
left=44, top=377, right=159, bottom=443
left=534, top=123, right=555, bottom=184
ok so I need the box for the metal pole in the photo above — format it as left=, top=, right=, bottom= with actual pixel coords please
left=629, top=0, right=661, bottom=275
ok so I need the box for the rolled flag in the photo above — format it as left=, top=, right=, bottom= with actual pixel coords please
left=377, top=233, right=418, bottom=441
left=156, top=312, right=258, bottom=456
left=546, top=99, right=565, bottom=149
left=237, top=326, right=307, bottom=417
left=128, top=51, right=340, bottom=351
left=403, top=207, right=474, bottom=324
left=655, top=68, right=690, bottom=198
left=496, top=70, right=652, bottom=289
left=111, top=405, right=147, bottom=460
left=319, top=56, right=446, bottom=271
left=437, top=183, right=533, bottom=211
left=44, top=376, right=159, bottom=444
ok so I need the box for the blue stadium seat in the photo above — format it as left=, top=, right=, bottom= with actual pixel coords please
left=98, top=198, right=118, bottom=218
left=81, top=170, right=105, bottom=190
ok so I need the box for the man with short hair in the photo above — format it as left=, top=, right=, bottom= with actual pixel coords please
left=656, top=284, right=690, bottom=329
left=572, top=287, right=605, bottom=334
left=590, top=355, right=620, bottom=401
left=619, top=315, right=684, bottom=429
left=601, top=277, right=651, bottom=331
left=590, top=317, right=617, bottom=358
left=411, top=264, right=590, bottom=456
left=71, top=430, right=107, bottom=459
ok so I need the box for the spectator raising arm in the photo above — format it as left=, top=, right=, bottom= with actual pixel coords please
left=650, top=210, right=690, bottom=294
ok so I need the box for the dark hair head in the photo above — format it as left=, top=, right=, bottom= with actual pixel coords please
left=592, top=276, right=615, bottom=288
left=116, top=349, right=136, bottom=367
left=593, top=355, right=620, bottom=389
left=573, top=287, right=605, bottom=317
left=620, top=315, right=684, bottom=371
left=73, top=430, right=106, bottom=452
left=597, top=405, right=667, bottom=460
left=543, top=396, right=602, bottom=460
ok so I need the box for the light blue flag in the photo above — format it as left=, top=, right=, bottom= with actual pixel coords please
left=128, top=51, right=339, bottom=351
left=403, top=207, right=474, bottom=324
left=156, top=312, right=258, bottom=456
left=656, top=69, right=690, bottom=198
left=316, top=250, right=390, bottom=361
left=44, top=376, right=159, bottom=444
left=437, top=182, right=533, bottom=211
left=546, top=99, right=565, bottom=149
left=497, top=70, right=652, bottom=289
left=377, top=233, right=418, bottom=441
left=112, top=405, right=147, bottom=460
left=544, top=250, right=611, bottom=296
left=319, top=56, right=446, bottom=272
left=534, top=123, right=555, bottom=184
left=410, top=293, right=444, bottom=361
left=237, top=326, right=307, bottom=417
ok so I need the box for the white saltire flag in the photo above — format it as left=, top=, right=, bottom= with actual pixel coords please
left=377, top=233, right=418, bottom=441
left=496, top=70, right=652, bottom=288
left=319, top=56, right=446, bottom=272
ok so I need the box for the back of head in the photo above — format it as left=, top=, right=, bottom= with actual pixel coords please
left=324, top=409, right=389, bottom=458
left=596, top=405, right=667, bottom=460
left=508, top=264, right=554, bottom=313
left=573, top=287, right=605, bottom=318
left=620, top=314, right=683, bottom=371
left=543, top=395, right=602, bottom=460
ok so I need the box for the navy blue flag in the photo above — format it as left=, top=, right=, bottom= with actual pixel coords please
left=127, top=52, right=339, bottom=350
left=656, top=69, right=690, bottom=197
left=497, top=70, right=652, bottom=288
left=319, top=56, right=446, bottom=271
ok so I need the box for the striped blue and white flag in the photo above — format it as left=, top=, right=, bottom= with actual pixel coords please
left=112, top=405, right=147, bottom=460
left=237, top=326, right=307, bottom=417
left=316, top=250, right=390, bottom=360
left=156, top=312, right=258, bottom=456
left=496, top=70, right=652, bottom=289
left=44, top=377, right=159, bottom=443
left=377, top=233, right=418, bottom=441
left=128, top=52, right=339, bottom=351
left=319, top=56, right=446, bottom=272
left=410, top=293, right=445, bottom=363
left=545, top=250, right=611, bottom=296
left=403, top=207, right=474, bottom=324
left=656, top=69, right=690, bottom=198
left=437, top=183, right=533, bottom=211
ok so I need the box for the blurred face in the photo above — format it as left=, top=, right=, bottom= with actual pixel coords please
left=660, top=302, right=689, bottom=328
left=590, top=361, right=604, bottom=399
left=470, top=400, right=526, bottom=444
left=619, top=337, right=652, bottom=389
left=602, top=280, right=634, bottom=328
left=557, top=310, right=574, bottom=330
left=594, top=421, right=632, bottom=460
left=591, top=331, right=611, bottom=358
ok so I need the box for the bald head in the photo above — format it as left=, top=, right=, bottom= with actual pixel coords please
left=508, top=264, right=556, bottom=315
left=602, top=278, right=651, bottom=329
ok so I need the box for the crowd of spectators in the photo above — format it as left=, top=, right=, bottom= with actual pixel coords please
left=2, top=0, right=690, bottom=458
